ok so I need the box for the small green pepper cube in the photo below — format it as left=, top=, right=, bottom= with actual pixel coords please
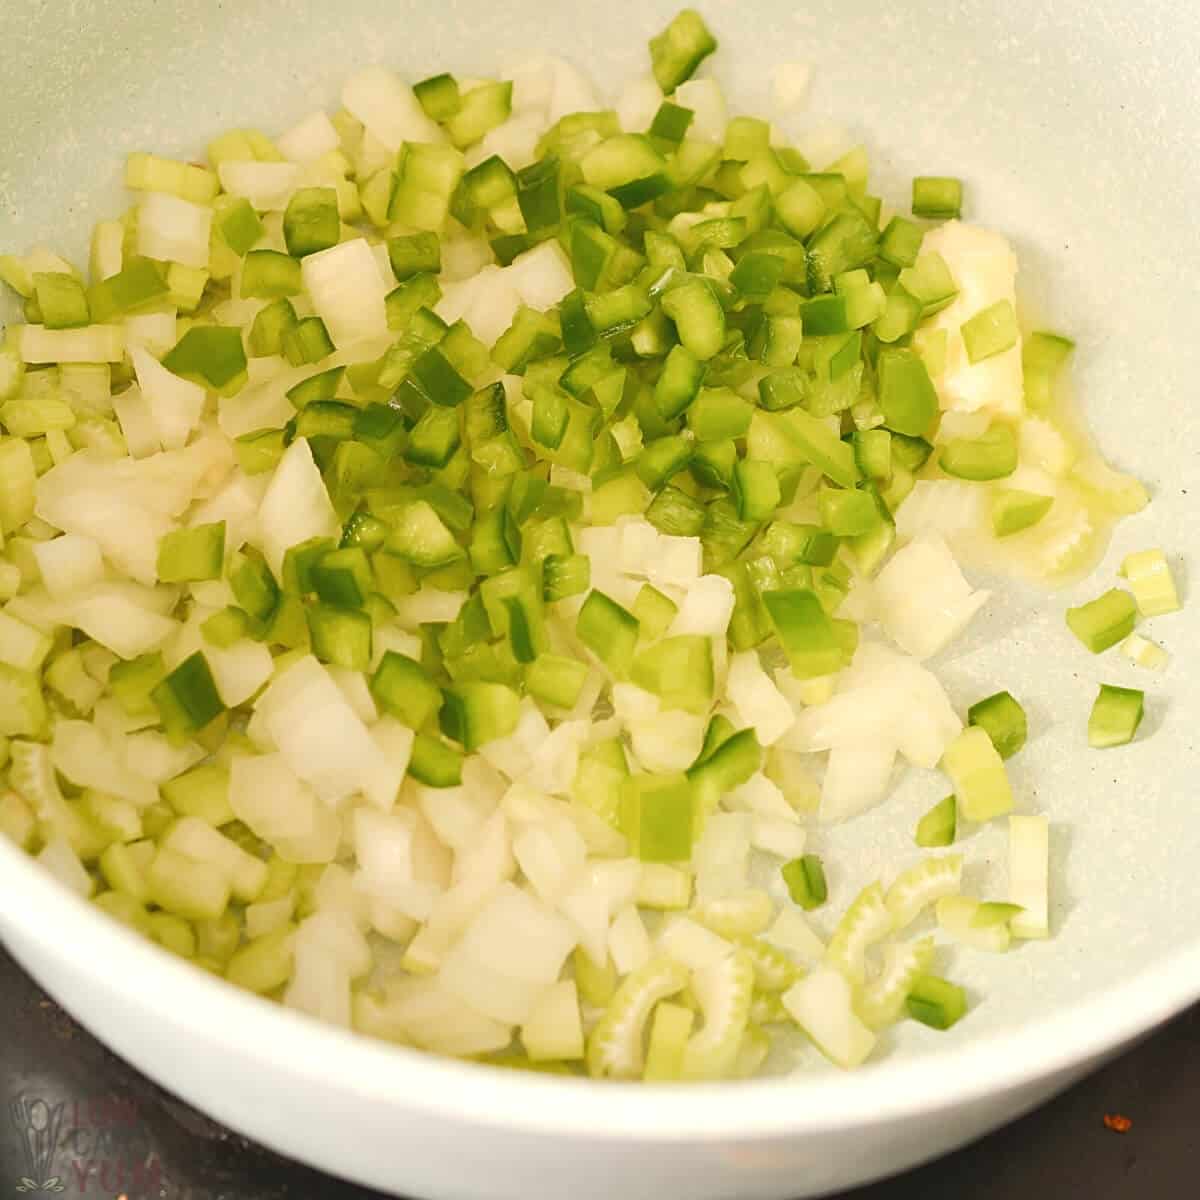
left=621, top=772, right=695, bottom=863
left=967, top=690, right=1028, bottom=759
left=1065, top=587, right=1138, bottom=654
left=781, top=854, right=827, bottom=910
left=410, top=346, right=472, bottom=408
left=306, top=603, right=372, bottom=670
left=283, top=187, right=340, bottom=258
left=311, top=546, right=373, bottom=608
left=763, top=588, right=845, bottom=678
left=915, top=795, right=957, bottom=848
left=991, top=487, right=1054, bottom=538
left=230, top=552, right=280, bottom=623
left=1088, top=683, right=1145, bottom=749
left=906, top=974, right=968, bottom=1029
left=912, top=176, right=963, bottom=220
left=877, top=348, right=938, bottom=437
left=408, top=732, right=464, bottom=787
left=163, top=326, right=247, bottom=391
left=282, top=316, right=335, bottom=366
left=543, top=553, right=591, bottom=603
left=371, top=651, right=445, bottom=729
left=577, top=589, right=639, bottom=676
left=241, top=248, right=303, bottom=299
left=32, top=272, right=90, bottom=330
left=151, top=652, right=225, bottom=739
left=157, top=521, right=226, bottom=583
left=248, top=297, right=298, bottom=357
left=439, top=681, right=521, bottom=752
left=217, top=197, right=263, bottom=256
left=387, top=232, right=442, bottom=281
left=200, top=606, right=251, bottom=649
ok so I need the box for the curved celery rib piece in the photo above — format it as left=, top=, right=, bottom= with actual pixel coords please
left=680, top=948, right=755, bottom=1081
left=885, top=855, right=963, bottom=931
left=586, top=957, right=689, bottom=1080
left=734, top=935, right=798, bottom=993
left=860, top=937, right=936, bottom=1029
left=691, top=890, right=774, bottom=940
left=825, top=882, right=894, bottom=986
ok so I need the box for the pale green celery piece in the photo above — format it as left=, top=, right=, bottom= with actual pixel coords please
left=1120, top=632, right=1168, bottom=671
left=1119, top=549, right=1180, bottom=618
left=642, top=1002, right=695, bottom=1082
left=860, top=937, right=936, bottom=1029
left=226, top=926, right=295, bottom=994
left=690, top=890, right=774, bottom=939
left=679, top=948, right=755, bottom=1081
left=941, top=727, right=1013, bottom=823
left=586, top=958, right=689, bottom=1080
left=734, top=935, right=797, bottom=993
left=825, top=882, right=893, bottom=985
left=935, top=894, right=1016, bottom=952
left=885, top=855, right=963, bottom=929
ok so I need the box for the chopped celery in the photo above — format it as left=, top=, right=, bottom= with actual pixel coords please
left=1008, top=814, right=1050, bottom=938
left=0, top=12, right=1167, bottom=1085
left=1119, top=549, right=1180, bottom=617
left=643, top=1002, right=695, bottom=1081
left=886, top=855, right=963, bottom=930
left=1121, top=632, right=1168, bottom=671
left=941, top=726, right=1012, bottom=823
left=587, top=957, right=689, bottom=1079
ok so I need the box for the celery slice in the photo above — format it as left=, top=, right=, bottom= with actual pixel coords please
left=1119, top=549, right=1180, bottom=618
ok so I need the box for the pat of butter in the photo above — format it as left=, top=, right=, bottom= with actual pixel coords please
left=921, top=221, right=1024, bottom=418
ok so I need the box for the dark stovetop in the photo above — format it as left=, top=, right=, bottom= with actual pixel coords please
left=2, top=944, right=1196, bottom=1200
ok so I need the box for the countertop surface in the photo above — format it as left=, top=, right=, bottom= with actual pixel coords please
left=2, top=944, right=1196, bottom=1199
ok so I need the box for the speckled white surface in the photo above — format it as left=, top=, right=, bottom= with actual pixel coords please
left=2, top=2, right=1199, bottom=1197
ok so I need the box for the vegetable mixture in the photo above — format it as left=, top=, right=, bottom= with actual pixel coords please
left=0, top=9, right=1177, bottom=1079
